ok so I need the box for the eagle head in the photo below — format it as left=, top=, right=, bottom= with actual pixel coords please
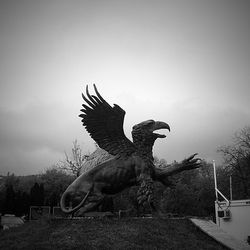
left=132, top=120, right=170, bottom=144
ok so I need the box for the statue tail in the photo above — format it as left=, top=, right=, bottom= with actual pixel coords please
left=60, top=189, right=91, bottom=214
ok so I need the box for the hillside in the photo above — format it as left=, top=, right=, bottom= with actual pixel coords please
left=0, top=218, right=228, bottom=250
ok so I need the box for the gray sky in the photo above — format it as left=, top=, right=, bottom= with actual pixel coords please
left=0, top=0, right=249, bottom=175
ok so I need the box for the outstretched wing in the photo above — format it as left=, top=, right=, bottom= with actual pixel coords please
left=79, top=84, right=136, bottom=158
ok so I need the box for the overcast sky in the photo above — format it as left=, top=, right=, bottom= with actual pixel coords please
left=0, top=0, right=249, bottom=175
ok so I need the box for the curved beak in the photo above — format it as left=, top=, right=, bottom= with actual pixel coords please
left=154, top=121, right=170, bottom=131
left=153, top=121, right=170, bottom=138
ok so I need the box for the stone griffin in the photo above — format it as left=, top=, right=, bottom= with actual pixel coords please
left=60, top=85, right=201, bottom=216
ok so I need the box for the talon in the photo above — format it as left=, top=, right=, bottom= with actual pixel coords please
left=190, top=153, right=198, bottom=159
left=186, top=153, right=199, bottom=162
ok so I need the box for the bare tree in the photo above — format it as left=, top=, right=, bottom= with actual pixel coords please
left=59, top=140, right=89, bottom=177
left=218, top=126, right=250, bottom=198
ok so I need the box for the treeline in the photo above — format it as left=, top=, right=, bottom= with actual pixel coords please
left=0, top=168, right=74, bottom=217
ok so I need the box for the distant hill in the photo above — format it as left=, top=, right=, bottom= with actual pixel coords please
left=0, top=174, right=41, bottom=193
left=0, top=218, right=228, bottom=250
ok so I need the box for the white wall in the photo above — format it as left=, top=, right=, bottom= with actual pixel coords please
left=215, top=199, right=250, bottom=243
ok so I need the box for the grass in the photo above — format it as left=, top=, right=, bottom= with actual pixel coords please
left=0, top=217, right=228, bottom=250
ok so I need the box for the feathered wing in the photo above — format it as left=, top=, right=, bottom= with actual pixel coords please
left=79, top=84, right=136, bottom=158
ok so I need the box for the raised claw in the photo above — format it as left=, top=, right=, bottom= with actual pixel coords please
left=185, top=153, right=198, bottom=161
left=182, top=153, right=202, bottom=170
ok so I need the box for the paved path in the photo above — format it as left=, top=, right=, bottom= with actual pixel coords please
left=190, top=218, right=250, bottom=250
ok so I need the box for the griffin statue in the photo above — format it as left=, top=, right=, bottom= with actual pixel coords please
left=60, top=85, right=201, bottom=216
